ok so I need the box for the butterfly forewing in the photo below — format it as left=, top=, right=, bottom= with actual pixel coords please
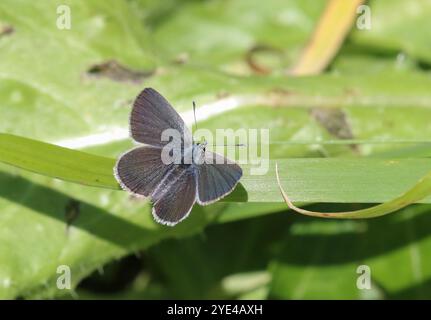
left=114, top=146, right=175, bottom=198
left=196, top=151, right=242, bottom=205
left=131, top=88, right=192, bottom=148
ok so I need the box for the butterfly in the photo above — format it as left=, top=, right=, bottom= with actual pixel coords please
left=114, top=88, right=243, bottom=226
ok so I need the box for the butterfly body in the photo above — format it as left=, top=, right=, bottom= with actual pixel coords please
left=114, top=88, right=242, bottom=226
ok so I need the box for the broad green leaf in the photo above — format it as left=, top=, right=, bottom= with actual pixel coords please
left=149, top=0, right=326, bottom=75
left=1, top=0, right=431, bottom=300
left=351, top=0, right=431, bottom=64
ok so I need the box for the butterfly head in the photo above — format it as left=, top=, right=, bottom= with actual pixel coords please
left=195, top=140, right=207, bottom=151
left=192, top=140, right=207, bottom=165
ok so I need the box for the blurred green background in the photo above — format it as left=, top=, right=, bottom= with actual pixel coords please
left=1, top=0, right=431, bottom=299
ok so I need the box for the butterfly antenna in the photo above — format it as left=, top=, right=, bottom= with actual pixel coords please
left=211, top=143, right=247, bottom=147
left=193, top=101, right=198, bottom=133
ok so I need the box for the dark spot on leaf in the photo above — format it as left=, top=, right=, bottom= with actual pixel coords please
left=311, top=107, right=359, bottom=151
left=311, top=108, right=354, bottom=140
left=64, top=199, right=80, bottom=229
left=0, top=24, right=14, bottom=37
left=87, top=60, right=154, bottom=83
left=269, top=87, right=294, bottom=97
left=264, top=88, right=296, bottom=108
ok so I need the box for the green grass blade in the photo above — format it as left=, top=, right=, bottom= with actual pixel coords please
left=2, top=133, right=431, bottom=206
left=276, top=162, right=431, bottom=218
left=0, top=133, right=118, bottom=189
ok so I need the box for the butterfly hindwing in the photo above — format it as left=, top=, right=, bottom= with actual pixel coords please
left=196, top=151, right=242, bottom=205
left=151, top=165, right=197, bottom=226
